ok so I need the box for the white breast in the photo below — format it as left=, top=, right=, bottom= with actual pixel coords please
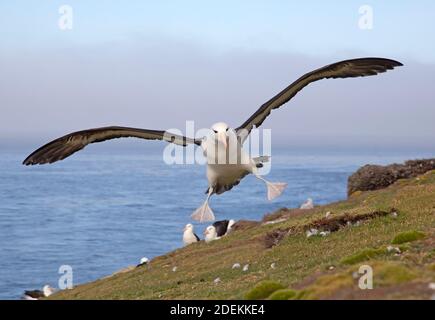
left=183, top=230, right=198, bottom=245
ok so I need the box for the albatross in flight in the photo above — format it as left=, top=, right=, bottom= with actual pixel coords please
left=23, top=57, right=403, bottom=222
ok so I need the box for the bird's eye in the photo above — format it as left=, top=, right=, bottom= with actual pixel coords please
left=213, top=130, right=218, bottom=134
left=225, top=128, right=229, bottom=132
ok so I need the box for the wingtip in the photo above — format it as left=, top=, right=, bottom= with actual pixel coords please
left=386, top=58, right=404, bottom=67
left=389, top=59, right=404, bottom=67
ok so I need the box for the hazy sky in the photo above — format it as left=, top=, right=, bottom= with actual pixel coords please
left=1, top=1, right=434, bottom=149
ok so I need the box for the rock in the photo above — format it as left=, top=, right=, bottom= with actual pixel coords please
left=232, top=263, right=241, bottom=269
left=172, top=266, right=177, bottom=272
left=213, top=277, right=221, bottom=284
left=270, top=263, right=276, bottom=269
left=347, top=158, right=435, bottom=196
left=242, top=264, right=249, bottom=272
left=428, top=283, right=435, bottom=290
left=325, top=211, right=331, bottom=218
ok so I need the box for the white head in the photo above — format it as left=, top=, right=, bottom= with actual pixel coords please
left=211, top=122, right=230, bottom=148
left=43, top=285, right=55, bottom=297
left=183, top=223, right=194, bottom=233
left=204, top=225, right=218, bottom=242
left=306, top=198, right=313, bottom=204
left=139, top=257, right=149, bottom=265
left=227, top=219, right=236, bottom=233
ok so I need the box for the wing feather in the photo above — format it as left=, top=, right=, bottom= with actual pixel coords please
left=236, top=57, right=403, bottom=140
left=23, top=126, right=200, bottom=165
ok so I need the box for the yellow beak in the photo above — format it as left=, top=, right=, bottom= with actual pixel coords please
left=218, top=132, right=227, bottom=149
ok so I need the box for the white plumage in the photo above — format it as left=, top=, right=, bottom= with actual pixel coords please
left=191, top=122, right=287, bottom=222
left=300, top=198, right=314, bottom=210
left=183, top=223, right=200, bottom=245
left=204, top=226, right=220, bottom=243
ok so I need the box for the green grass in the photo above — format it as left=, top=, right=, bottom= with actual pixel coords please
left=340, top=248, right=387, bottom=265
left=391, top=230, right=426, bottom=244
left=244, top=281, right=285, bottom=300
left=268, top=289, right=298, bottom=300
left=50, top=170, right=435, bottom=300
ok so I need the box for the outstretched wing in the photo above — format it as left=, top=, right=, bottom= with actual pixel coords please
left=236, top=57, right=403, bottom=141
left=23, top=126, right=200, bottom=165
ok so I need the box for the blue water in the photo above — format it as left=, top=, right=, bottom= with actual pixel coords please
left=0, top=145, right=432, bottom=299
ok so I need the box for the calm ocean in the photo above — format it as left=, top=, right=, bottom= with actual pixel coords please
left=0, top=145, right=432, bottom=299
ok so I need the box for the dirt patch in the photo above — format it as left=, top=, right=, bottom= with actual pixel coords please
left=263, top=209, right=396, bottom=249
left=262, top=208, right=315, bottom=223
left=264, top=228, right=293, bottom=248
left=306, top=209, right=395, bottom=233
left=347, top=158, right=435, bottom=196
left=232, top=220, right=261, bottom=231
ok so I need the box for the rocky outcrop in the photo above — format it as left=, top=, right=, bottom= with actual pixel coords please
left=347, top=158, right=435, bottom=196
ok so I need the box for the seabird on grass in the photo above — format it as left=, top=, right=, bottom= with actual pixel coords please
left=136, top=257, right=149, bottom=267
left=212, top=219, right=236, bottom=237
left=183, top=223, right=200, bottom=246
left=22, top=58, right=402, bottom=222
left=204, top=226, right=220, bottom=243
left=22, top=285, right=55, bottom=300
left=300, top=198, right=314, bottom=209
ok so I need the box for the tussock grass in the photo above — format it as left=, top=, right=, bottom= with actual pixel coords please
left=391, top=230, right=426, bottom=244
left=244, top=281, right=285, bottom=300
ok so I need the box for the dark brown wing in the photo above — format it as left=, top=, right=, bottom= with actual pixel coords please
left=23, top=126, right=200, bottom=165
left=236, top=57, right=403, bottom=141
left=24, top=290, right=44, bottom=298
left=213, top=220, right=229, bottom=237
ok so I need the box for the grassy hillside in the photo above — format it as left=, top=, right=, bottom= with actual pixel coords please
left=52, top=171, right=435, bottom=300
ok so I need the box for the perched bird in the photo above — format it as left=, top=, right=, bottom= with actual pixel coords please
left=183, top=223, right=200, bottom=245
left=136, top=257, right=149, bottom=267
left=23, top=285, right=55, bottom=300
left=300, top=198, right=314, bottom=210
left=204, top=226, right=220, bottom=243
left=232, top=263, right=241, bottom=269
left=212, top=219, right=236, bottom=237
left=22, top=58, right=402, bottom=222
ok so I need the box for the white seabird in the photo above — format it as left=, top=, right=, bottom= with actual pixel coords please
left=23, top=285, right=55, bottom=300
left=300, top=198, right=314, bottom=210
left=136, top=256, right=150, bottom=267
left=22, top=58, right=402, bottom=222
left=212, top=219, right=236, bottom=237
left=204, top=226, right=220, bottom=243
left=183, top=223, right=200, bottom=246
